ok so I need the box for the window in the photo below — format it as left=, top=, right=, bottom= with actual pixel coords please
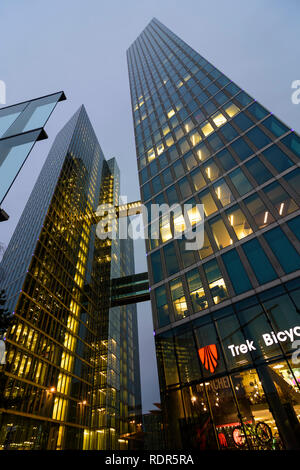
left=235, top=90, right=253, bottom=106
left=209, top=216, right=232, bottom=249
left=230, top=137, right=253, bottom=161
left=246, top=126, right=271, bottom=150
left=262, top=145, right=293, bottom=173
left=281, top=132, right=300, bottom=158
left=195, top=142, right=211, bottom=162
left=245, top=156, right=273, bottom=184
left=150, top=251, right=163, bottom=283
left=156, top=142, right=164, bottom=155
left=198, top=189, right=217, bottom=216
left=166, top=186, right=179, bottom=205
left=283, top=168, right=300, bottom=196
left=173, top=160, right=185, bottom=178
left=178, top=236, right=198, bottom=268
left=263, top=181, right=298, bottom=217
left=203, top=159, right=220, bottom=182
left=244, top=193, right=274, bottom=229
left=186, top=268, right=208, bottom=311
left=211, top=111, right=227, bottom=127
left=222, top=249, right=252, bottom=294
left=179, top=137, right=190, bottom=155
left=140, top=168, right=148, bottom=184
left=207, top=133, right=224, bottom=152
left=162, top=168, right=173, bottom=186
left=167, top=108, right=175, bottom=119
left=184, top=151, right=197, bottom=171
left=149, top=159, right=159, bottom=177
left=142, top=182, right=151, bottom=201
left=264, top=227, right=300, bottom=274
left=170, top=277, right=188, bottom=319
left=223, top=102, right=240, bottom=118
left=203, top=259, right=228, bottom=304
left=189, top=130, right=201, bottom=146
left=173, top=206, right=186, bottom=236
left=186, top=203, right=202, bottom=226
left=178, top=177, right=192, bottom=199
left=147, top=147, right=156, bottom=162
left=227, top=205, right=253, bottom=240
left=191, top=167, right=206, bottom=191
left=219, top=123, right=238, bottom=142
left=199, top=230, right=213, bottom=259
left=213, top=179, right=234, bottom=207
left=200, top=120, right=214, bottom=137
left=152, top=175, right=161, bottom=194
left=160, top=214, right=172, bottom=243
left=229, top=168, right=253, bottom=195
left=242, top=238, right=277, bottom=284
left=262, top=115, right=289, bottom=137
left=247, top=102, right=268, bottom=120
left=163, top=242, right=179, bottom=276
left=215, top=148, right=236, bottom=171
left=155, top=286, right=170, bottom=327
left=165, top=134, right=174, bottom=147
left=168, top=146, right=179, bottom=161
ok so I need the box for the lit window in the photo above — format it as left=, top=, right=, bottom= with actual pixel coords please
left=190, top=130, right=202, bottom=146
left=167, top=109, right=175, bottom=119
left=191, top=168, right=206, bottom=191
left=156, top=142, right=164, bottom=155
left=212, top=111, right=227, bottom=127
left=173, top=207, right=186, bottom=235
left=184, top=118, right=194, bottom=133
left=201, top=121, right=214, bottom=137
left=203, top=260, right=228, bottom=305
left=223, top=102, right=240, bottom=118
left=203, top=160, right=220, bottom=182
left=196, top=142, right=211, bottom=162
left=199, top=230, right=213, bottom=259
left=210, top=216, right=232, bottom=249
left=187, top=205, right=202, bottom=225
left=160, top=215, right=172, bottom=243
left=162, top=123, right=170, bottom=136
left=199, top=190, right=217, bottom=216
left=186, top=269, right=208, bottom=311
left=244, top=193, right=275, bottom=229
left=170, top=278, right=188, bottom=319
left=227, top=206, right=253, bottom=240
left=213, top=179, right=233, bottom=207
left=147, top=148, right=155, bottom=162
left=165, top=134, right=174, bottom=147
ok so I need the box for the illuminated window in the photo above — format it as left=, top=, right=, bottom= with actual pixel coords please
left=199, top=190, right=217, bottom=216
left=165, top=134, right=174, bottom=147
left=170, top=277, right=188, bottom=319
left=191, top=168, right=206, bottom=191
left=263, top=181, right=298, bottom=217
left=160, top=215, right=172, bottom=242
left=162, top=123, right=170, bottom=136
left=199, top=230, right=213, bottom=259
left=187, top=205, right=202, bottom=226
left=173, top=206, right=186, bottom=235
left=203, top=259, right=228, bottom=304
left=223, top=102, right=240, bottom=118
left=203, top=160, right=220, bottom=182
left=212, top=111, right=227, bottom=127
left=209, top=216, right=232, bottom=249
left=244, top=193, right=274, bottom=229
left=184, top=118, right=194, bottom=133
left=147, top=148, right=155, bottom=162
left=200, top=121, right=214, bottom=137
left=167, top=108, right=175, bottom=119
left=156, top=142, right=164, bottom=155
left=190, top=130, right=201, bottom=147
left=184, top=151, right=197, bottom=171
left=213, top=179, right=233, bottom=207
left=227, top=206, right=253, bottom=240
left=186, top=268, right=208, bottom=312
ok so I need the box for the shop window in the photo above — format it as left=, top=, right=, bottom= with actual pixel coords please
left=155, top=286, right=170, bottom=328
left=243, top=193, right=274, bottom=229
left=216, top=314, right=252, bottom=370
left=209, top=216, right=232, bottom=250
left=213, top=179, right=234, bottom=207
left=264, top=227, right=300, bottom=274
left=186, top=268, right=208, bottom=311
left=199, top=189, right=218, bottom=216
left=194, top=320, right=226, bottom=377
left=262, top=145, right=293, bottom=173
left=163, top=242, right=180, bottom=276
left=170, top=277, right=188, bottom=319
left=263, top=181, right=298, bottom=217
left=242, top=238, right=277, bottom=285
left=203, top=259, right=228, bottom=304
left=222, top=249, right=252, bottom=294
left=229, top=168, right=253, bottom=196
left=226, top=205, right=253, bottom=240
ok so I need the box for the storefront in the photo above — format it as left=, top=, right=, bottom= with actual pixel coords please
left=156, top=279, right=300, bottom=450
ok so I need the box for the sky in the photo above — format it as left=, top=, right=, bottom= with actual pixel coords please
left=0, top=0, right=300, bottom=412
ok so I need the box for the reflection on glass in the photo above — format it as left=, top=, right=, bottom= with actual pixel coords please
left=160, top=215, right=172, bottom=242
left=203, top=159, right=220, bottom=182
left=263, top=182, right=298, bottom=217
left=213, top=179, right=234, bottom=207
left=199, top=190, right=218, bottom=216
left=243, top=193, right=274, bottom=229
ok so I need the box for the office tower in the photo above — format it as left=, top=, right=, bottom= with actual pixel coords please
left=127, top=18, right=300, bottom=450
left=0, top=92, right=66, bottom=221
left=0, top=106, right=141, bottom=450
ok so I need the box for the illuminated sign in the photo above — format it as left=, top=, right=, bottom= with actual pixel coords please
left=198, top=344, right=218, bottom=373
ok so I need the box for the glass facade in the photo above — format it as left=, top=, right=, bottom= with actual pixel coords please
left=127, top=18, right=300, bottom=449
left=0, top=106, right=141, bottom=449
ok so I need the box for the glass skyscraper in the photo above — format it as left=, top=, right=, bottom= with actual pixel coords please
left=127, top=18, right=300, bottom=450
left=0, top=105, right=141, bottom=450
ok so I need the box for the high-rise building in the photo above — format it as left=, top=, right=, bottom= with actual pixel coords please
left=0, top=105, right=141, bottom=450
left=127, top=18, right=300, bottom=450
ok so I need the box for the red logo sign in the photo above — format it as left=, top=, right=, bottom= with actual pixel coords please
left=198, top=344, right=218, bottom=373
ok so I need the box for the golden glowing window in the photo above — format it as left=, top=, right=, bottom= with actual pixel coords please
left=190, top=131, right=202, bottom=147
left=170, top=278, right=188, bottom=319
left=212, top=111, right=227, bottom=127
left=209, top=217, right=232, bottom=249
left=147, top=148, right=155, bottom=162
left=162, top=123, right=170, bottom=136
left=203, top=161, right=220, bottom=182
left=157, top=143, right=164, bottom=155
left=227, top=206, right=253, bottom=240
left=200, top=121, right=214, bottom=137
left=160, top=216, right=172, bottom=242
left=187, top=206, right=202, bottom=226
left=199, top=190, right=217, bottom=216
left=165, top=135, right=174, bottom=147
left=167, top=109, right=175, bottom=119
left=224, top=102, right=240, bottom=118
left=209, top=278, right=228, bottom=304
left=213, top=180, right=233, bottom=207
left=173, top=208, right=186, bottom=235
